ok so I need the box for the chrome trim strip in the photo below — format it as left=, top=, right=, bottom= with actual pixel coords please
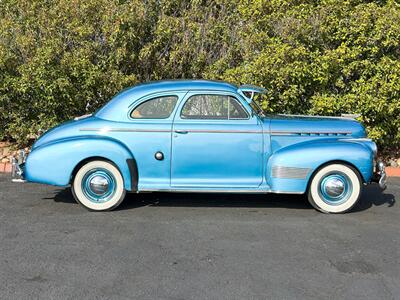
left=138, top=188, right=304, bottom=194
left=80, top=128, right=350, bottom=136
left=80, top=128, right=262, bottom=134
left=277, top=113, right=358, bottom=120
left=271, top=190, right=304, bottom=194
left=80, top=128, right=171, bottom=133
left=272, top=166, right=311, bottom=179
left=181, top=129, right=262, bottom=134
left=140, top=188, right=269, bottom=193
left=270, top=131, right=352, bottom=136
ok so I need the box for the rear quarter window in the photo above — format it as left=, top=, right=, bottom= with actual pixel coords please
left=131, top=96, right=178, bottom=119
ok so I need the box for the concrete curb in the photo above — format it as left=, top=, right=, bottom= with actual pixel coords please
left=1, top=162, right=400, bottom=177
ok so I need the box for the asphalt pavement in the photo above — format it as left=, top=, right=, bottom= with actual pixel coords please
left=0, top=174, right=399, bottom=299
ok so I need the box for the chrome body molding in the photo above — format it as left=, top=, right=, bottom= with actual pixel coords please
left=80, top=127, right=351, bottom=136
left=137, top=188, right=304, bottom=194
left=80, top=128, right=262, bottom=134
left=270, top=131, right=351, bottom=136
left=80, top=128, right=171, bottom=133
left=177, top=129, right=262, bottom=134
left=272, top=166, right=311, bottom=179
left=277, top=113, right=359, bottom=120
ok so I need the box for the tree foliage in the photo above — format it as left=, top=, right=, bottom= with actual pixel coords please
left=0, top=0, right=399, bottom=149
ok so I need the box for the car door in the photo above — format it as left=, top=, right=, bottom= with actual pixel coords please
left=171, top=91, right=264, bottom=188
left=122, top=92, right=186, bottom=190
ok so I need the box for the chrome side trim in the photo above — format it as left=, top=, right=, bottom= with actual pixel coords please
left=80, top=128, right=171, bottom=133
left=80, top=128, right=350, bottom=136
left=271, top=190, right=304, bottom=194
left=270, top=131, right=351, bottom=136
left=140, top=188, right=268, bottom=193
left=277, top=113, right=358, bottom=120
left=80, top=128, right=262, bottom=134
left=272, top=166, right=311, bottom=179
left=341, top=138, right=372, bottom=142
left=138, top=188, right=304, bottom=194
left=180, top=129, right=262, bottom=134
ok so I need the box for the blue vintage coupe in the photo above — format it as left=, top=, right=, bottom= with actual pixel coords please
left=12, top=80, right=386, bottom=213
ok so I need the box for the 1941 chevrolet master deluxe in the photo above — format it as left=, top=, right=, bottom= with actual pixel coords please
left=12, top=80, right=387, bottom=213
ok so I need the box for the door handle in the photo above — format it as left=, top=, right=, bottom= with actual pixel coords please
left=175, top=130, right=188, bottom=134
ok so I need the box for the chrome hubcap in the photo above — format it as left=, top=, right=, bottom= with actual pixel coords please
left=82, top=168, right=116, bottom=203
left=324, top=177, right=345, bottom=197
left=89, top=175, right=110, bottom=195
left=319, top=173, right=352, bottom=205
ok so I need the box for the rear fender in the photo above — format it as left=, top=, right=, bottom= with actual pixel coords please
left=25, top=136, right=136, bottom=191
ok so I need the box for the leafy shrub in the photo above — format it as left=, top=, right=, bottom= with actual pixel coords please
left=0, top=0, right=399, bottom=149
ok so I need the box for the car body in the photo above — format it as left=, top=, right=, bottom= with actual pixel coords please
left=13, top=80, right=386, bottom=213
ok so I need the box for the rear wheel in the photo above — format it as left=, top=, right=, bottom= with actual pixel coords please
left=308, top=163, right=362, bottom=213
left=72, top=160, right=126, bottom=211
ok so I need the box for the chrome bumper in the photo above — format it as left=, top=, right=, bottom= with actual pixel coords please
left=11, top=150, right=26, bottom=183
left=372, top=161, right=387, bottom=190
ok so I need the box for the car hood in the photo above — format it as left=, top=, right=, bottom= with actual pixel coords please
left=266, top=114, right=366, bottom=138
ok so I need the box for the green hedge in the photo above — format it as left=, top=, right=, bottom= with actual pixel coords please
left=1, top=0, right=399, bottom=150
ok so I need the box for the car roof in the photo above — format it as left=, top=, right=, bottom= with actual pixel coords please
left=126, top=80, right=238, bottom=93
left=95, top=80, right=238, bottom=121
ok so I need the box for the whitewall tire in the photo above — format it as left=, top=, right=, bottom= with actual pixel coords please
left=308, top=163, right=362, bottom=213
left=72, top=160, right=126, bottom=211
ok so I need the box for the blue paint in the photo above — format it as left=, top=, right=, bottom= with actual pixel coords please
left=25, top=137, right=134, bottom=190
left=24, top=80, right=378, bottom=195
left=171, top=90, right=265, bottom=188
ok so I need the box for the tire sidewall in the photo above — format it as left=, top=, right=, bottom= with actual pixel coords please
left=72, top=160, right=126, bottom=211
left=308, top=164, right=362, bottom=213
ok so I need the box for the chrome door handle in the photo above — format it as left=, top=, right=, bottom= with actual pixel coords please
left=175, top=130, right=188, bottom=134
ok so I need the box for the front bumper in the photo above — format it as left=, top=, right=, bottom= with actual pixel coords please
left=372, top=160, right=387, bottom=190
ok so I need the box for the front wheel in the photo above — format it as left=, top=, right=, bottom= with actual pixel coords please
left=308, top=163, right=362, bottom=213
left=72, top=160, right=126, bottom=211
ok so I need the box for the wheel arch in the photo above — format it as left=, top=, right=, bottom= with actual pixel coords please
left=70, top=156, right=139, bottom=192
left=70, top=156, right=117, bottom=183
left=24, top=136, right=138, bottom=191
left=306, top=159, right=364, bottom=193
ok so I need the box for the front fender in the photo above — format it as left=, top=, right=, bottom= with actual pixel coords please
left=25, top=136, right=135, bottom=190
left=267, top=139, right=374, bottom=193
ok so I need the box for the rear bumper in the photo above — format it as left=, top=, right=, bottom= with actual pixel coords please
left=11, top=150, right=27, bottom=183
left=372, top=161, right=387, bottom=190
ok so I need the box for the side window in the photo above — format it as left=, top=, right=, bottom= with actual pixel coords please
left=131, top=96, right=178, bottom=119
left=181, top=95, right=248, bottom=120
